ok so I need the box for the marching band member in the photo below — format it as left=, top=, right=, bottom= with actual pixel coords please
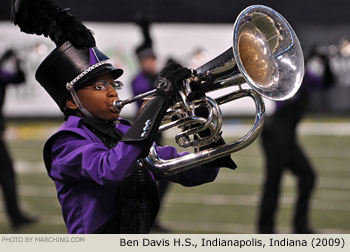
left=0, top=49, right=37, bottom=230
left=258, top=46, right=334, bottom=234
left=11, top=0, right=236, bottom=234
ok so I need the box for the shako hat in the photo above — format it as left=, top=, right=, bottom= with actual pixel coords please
left=11, top=0, right=123, bottom=112
left=135, top=17, right=156, bottom=60
left=35, top=41, right=123, bottom=110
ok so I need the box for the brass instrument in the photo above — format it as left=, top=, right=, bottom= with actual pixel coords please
left=114, top=5, right=304, bottom=176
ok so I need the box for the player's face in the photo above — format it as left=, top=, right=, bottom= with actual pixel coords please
left=140, top=56, right=157, bottom=74
left=76, top=73, right=121, bottom=121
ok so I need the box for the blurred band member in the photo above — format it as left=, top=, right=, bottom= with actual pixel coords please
left=0, top=49, right=37, bottom=230
left=258, top=46, right=334, bottom=234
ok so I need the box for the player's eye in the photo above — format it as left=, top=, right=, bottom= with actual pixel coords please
left=94, top=84, right=107, bottom=91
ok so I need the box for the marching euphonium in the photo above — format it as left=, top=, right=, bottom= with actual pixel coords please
left=114, top=5, right=305, bottom=176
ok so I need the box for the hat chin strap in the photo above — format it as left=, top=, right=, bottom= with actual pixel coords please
left=69, top=87, right=93, bottom=118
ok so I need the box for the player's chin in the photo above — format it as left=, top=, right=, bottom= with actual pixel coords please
left=109, top=113, right=120, bottom=121
left=99, top=112, right=120, bottom=121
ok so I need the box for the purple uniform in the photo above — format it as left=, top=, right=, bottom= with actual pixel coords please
left=131, top=72, right=155, bottom=109
left=43, top=115, right=219, bottom=233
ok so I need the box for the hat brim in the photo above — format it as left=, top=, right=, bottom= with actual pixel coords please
left=75, top=64, right=124, bottom=89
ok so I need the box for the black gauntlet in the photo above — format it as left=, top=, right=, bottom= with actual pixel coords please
left=121, top=62, right=192, bottom=157
left=121, top=95, right=169, bottom=157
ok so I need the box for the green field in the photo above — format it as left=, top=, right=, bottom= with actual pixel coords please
left=0, top=119, right=349, bottom=234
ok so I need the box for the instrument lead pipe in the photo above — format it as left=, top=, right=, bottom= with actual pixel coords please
left=113, top=89, right=157, bottom=110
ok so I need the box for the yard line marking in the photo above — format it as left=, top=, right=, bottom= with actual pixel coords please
left=235, top=151, right=350, bottom=161
left=1, top=213, right=348, bottom=234
left=5, top=122, right=350, bottom=141
left=163, top=220, right=255, bottom=234
left=38, top=215, right=65, bottom=225
left=216, top=172, right=350, bottom=189
left=165, top=193, right=350, bottom=211
left=163, top=122, right=350, bottom=138
left=223, top=122, right=350, bottom=137
left=14, top=161, right=46, bottom=173
left=226, top=122, right=350, bottom=136
left=316, top=189, right=350, bottom=200
left=0, top=214, right=65, bottom=226
left=18, top=185, right=57, bottom=197
left=298, top=122, right=350, bottom=136
left=161, top=220, right=349, bottom=234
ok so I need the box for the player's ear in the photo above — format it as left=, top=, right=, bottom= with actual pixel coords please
left=65, top=97, right=78, bottom=110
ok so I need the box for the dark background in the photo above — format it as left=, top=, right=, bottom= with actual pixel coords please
left=2, top=0, right=349, bottom=54
left=1, top=0, right=349, bottom=26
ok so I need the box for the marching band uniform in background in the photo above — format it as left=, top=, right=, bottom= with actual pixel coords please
left=258, top=47, right=334, bottom=234
left=0, top=49, right=37, bottom=230
left=131, top=19, right=158, bottom=110
left=12, top=0, right=236, bottom=234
